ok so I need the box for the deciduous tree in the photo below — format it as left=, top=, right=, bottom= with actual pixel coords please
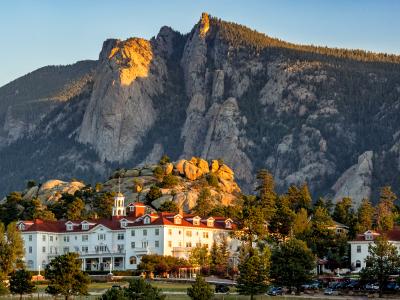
left=9, top=269, right=36, bottom=300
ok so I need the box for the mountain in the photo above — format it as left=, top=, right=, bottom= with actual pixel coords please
left=1, top=13, right=400, bottom=205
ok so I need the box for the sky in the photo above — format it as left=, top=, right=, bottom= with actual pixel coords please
left=1, top=0, right=399, bottom=87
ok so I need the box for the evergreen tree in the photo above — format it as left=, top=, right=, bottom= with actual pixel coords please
left=376, top=186, right=397, bottom=231
left=256, top=169, right=276, bottom=221
left=124, top=277, right=165, bottom=300
left=293, top=208, right=311, bottom=237
left=356, top=198, right=374, bottom=233
left=360, top=236, right=400, bottom=298
left=0, top=222, right=24, bottom=278
left=158, top=200, right=179, bottom=213
left=66, top=198, right=85, bottom=220
left=9, top=269, right=36, bottom=300
left=192, top=188, right=214, bottom=217
left=237, top=246, right=271, bottom=300
left=45, top=253, right=90, bottom=300
left=332, top=197, right=357, bottom=237
left=187, top=276, right=213, bottom=300
left=270, top=238, right=315, bottom=294
left=287, top=184, right=312, bottom=212
left=99, top=287, right=127, bottom=300
left=269, top=195, right=296, bottom=239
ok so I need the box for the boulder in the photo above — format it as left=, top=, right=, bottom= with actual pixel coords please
left=124, top=169, right=140, bottom=177
left=140, top=168, right=154, bottom=176
left=22, top=186, right=39, bottom=201
left=197, top=158, right=210, bottom=174
left=211, top=160, right=219, bottom=173
left=164, top=163, right=174, bottom=175
left=183, top=161, right=203, bottom=181
left=216, top=164, right=234, bottom=181
left=35, top=180, right=85, bottom=203
left=185, top=191, right=198, bottom=211
left=151, top=195, right=173, bottom=209
left=175, top=159, right=187, bottom=175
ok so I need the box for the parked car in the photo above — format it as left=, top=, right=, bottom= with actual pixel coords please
left=386, top=282, right=400, bottom=291
left=324, top=288, right=334, bottom=295
left=215, top=284, right=230, bottom=293
left=267, top=287, right=283, bottom=296
left=365, top=283, right=379, bottom=291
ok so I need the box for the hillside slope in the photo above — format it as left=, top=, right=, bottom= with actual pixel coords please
left=1, top=13, right=400, bottom=205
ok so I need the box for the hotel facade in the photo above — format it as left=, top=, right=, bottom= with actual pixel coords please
left=17, top=193, right=240, bottom=271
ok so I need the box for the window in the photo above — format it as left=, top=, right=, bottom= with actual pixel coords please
left=142, top=241, right=148, bottom=248
left=98, top=234, right=106, bottom=240
left=357, top=245, right=361, bottom=253
left=121, top=221, right=127, bottom=227
left=203, top=232, right=209, bottom=239
left=131, top=230, right=135, bottom=237
left=130, top=256, right=137, bottom=265
left=18, top=223, right=25, bottom=230
left=63, top=247, right=69, bottom=253
left=82, top=235, right=88, bottom=242
left=117, top=245, right=124, bottom=252
left=28, top=235, right=32, bottom=242
left=75, top=236, right=77, bottom=240
left=42, top=235, right=46, bottom=242
left=207, top=219, right=214, bottom=227
left=143, top=229, right=147, bottom=236
left=168, top=241, right=172, bottom=247
left=64, top=236, right=70, bottom=242
left=49, top=236, right=53, bottom=242
left=82, top=246, right=88, bottom=253
left=168, top=229, right=172, bottom=235
left=186, top=242, right=192, bottom=247
left=66, top=224, right=73, bottom=231
left=186, top=231, right=192, bottom=237
left=155, top=229, right=159, bottom=236
left=356, top=260, right=361, bottom=268
left=42, top=246, right=46, bottom=253
left=27, top=260, right=33, bottom=269
left=82, top=223, right=89, bottom=230
left=29, top=246, right=32, bottom=254
left=144, top=217, right=150, bottom=224
left=74, top=246, right=79, bottom=252
left=131, top=242, right=135, bottom=249
left=193, top=217, right=200, bottom=226
left=117, top=233, right=125, bottom=240
left=225, top=221, right=232, bottom=229
left=174, top=216, right=182, bottom=224
left=365, top=234, right=373, bottom=241
left=155, top=241, right=159, bottom=248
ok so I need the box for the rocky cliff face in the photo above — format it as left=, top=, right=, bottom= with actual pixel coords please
left=1, top=13, right=400, bottom=206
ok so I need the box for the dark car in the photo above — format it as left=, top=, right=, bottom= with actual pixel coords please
left=215, top=284, right=230, bottom=293
left=267, top=287, right=283, bottom=296
left=386, top=282, right=400, bottom=291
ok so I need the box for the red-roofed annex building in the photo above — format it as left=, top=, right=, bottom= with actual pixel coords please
left=349, top=228, right=400, bottom=272
left=17, top=192, right=241, bottom=271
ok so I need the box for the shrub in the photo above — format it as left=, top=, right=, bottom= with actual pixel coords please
left=187, top=276, right=214, bottom=300
left=206, top=173, right=219, bottom=187
left=159, top=201, right=179, bottom=213
left=145, top=186, right=162, bottom=203
left=159, top=155, right=171, bottom=165
left=153, top=166, right=164, bottom=180
left=159, top=174, right=180, bottom=188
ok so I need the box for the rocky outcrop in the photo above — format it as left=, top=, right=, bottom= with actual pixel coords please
left=331, top=151, right=373, bottom=207
left=78, top=37, right=167, bottom=162
left=23, top=180, right=85, bottom=204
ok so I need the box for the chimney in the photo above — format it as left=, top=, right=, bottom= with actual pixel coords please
left=133, top=202, right=146, bottom=218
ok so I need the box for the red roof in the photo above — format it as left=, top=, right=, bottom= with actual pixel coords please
left=352, top=227, right=400, bottom=242
left=19, top=213, right=236, bottom=233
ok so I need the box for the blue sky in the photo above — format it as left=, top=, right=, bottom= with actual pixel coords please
left=1, top=0, right=399, bottom=86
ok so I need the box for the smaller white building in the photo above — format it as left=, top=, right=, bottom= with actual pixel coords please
left=349, top=228, right=400, bottom=272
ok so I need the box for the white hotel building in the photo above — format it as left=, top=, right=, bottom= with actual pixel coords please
left=17, top=193, right=241, bottom=271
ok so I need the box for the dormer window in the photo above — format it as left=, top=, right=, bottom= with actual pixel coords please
left=18, top=223, right=25, bottom=231
left=143, top=216, right=151, bottom=225
left=81, top=221, right=89, bottom=231
left=66, top=224, right=73, bottom=231
left=174, top=215, right=182, bottom=225
left=365, top=234, right=373, bottom=241
left=225, top=221, right=232, bottom=229
left=120, top=220, right=128, bottom=228
left=193, top=217, right=201, bottom=226
left=207, top=217, right=214, bottom=227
